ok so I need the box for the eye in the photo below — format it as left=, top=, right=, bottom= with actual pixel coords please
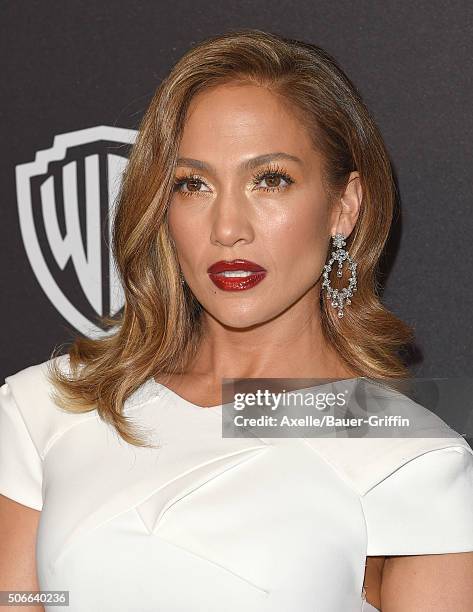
left=173, top=174, right=212, bottom=197
left=251, top=164, right=295, bottom=193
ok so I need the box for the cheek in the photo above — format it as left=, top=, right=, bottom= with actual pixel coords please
left=262, top=201, right=329, bottom=273
left=167, top=203, right=196, bottom=257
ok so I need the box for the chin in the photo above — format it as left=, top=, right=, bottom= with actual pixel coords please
left=206, top=306, right=279, bottom=330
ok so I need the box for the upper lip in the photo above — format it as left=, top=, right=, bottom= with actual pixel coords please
left=207, top=259, right=266, bottom=274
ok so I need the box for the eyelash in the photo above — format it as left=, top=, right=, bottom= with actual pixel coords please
left=252, top=164, right=295, bottom=192
left=173, top=163, right=295, bottom=197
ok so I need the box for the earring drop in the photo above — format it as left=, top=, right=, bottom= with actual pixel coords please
left=322, top=233, right=357, bottom=318
left=179, top=271, right=185, bottom=285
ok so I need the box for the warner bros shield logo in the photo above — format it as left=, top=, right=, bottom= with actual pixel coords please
left=15, top=126, right=138, bottom=338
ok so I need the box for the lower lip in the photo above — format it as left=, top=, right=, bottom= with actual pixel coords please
left=208, top=271, right=267, bottom=291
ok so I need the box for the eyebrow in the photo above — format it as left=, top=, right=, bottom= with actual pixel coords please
left=176, top=152, right=303, bottom=173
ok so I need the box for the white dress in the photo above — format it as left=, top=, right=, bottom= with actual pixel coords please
left=1, top=354, right=473, bottom=612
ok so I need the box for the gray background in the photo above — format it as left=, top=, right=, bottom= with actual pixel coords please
left=2, top=1, right=472, bottom=388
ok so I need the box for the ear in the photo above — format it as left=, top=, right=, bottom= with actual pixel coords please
left=329, top=172, right=362, bottom=239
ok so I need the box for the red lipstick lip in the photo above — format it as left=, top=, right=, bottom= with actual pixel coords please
left=207, top=259, right=266, bottom=274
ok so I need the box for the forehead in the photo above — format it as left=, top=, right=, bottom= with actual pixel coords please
left=179, top=82, right=316, bottom=161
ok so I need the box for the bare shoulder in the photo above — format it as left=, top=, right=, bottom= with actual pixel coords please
left=381, top=552, right=473, bottom=611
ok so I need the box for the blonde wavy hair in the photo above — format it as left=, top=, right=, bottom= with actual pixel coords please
left=47, top=28, right=414, bottom=447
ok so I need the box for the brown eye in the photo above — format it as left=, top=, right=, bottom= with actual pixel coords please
left=185, top=179, right=203, bottom=192
left=173, top=174, right=211, bottom=196
left=251, top=164, right=295, bottom=193
left=264, top=175, right=282, bottom=189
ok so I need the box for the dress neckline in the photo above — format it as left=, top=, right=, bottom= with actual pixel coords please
left=145, top=375, right=368, bottom=413
left=150, top=378, right=224, bottom=412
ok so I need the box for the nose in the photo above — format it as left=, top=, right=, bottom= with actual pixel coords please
left=210, top=187, right=254, bottom=248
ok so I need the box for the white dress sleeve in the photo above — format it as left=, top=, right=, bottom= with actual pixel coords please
left=361, top=444, right=473, bottom=555
left=0, top=381, right=43, bottom=510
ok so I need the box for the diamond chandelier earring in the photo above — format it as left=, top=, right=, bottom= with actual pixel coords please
left=322, top=233, right=357, bottom=318
left=179, top=271, right=185, bottom=285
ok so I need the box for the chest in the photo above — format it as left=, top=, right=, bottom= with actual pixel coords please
left=36, top=407, right=370, bottom=611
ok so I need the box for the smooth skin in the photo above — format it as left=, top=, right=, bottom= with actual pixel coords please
left=0, top=495, right=43, bottom=611
left=163, top=81, right=473, bottom=610
left=2, top=82, right=472, bottom=612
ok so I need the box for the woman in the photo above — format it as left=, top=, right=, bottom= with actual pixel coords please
left=1, top=29, right=472, bottom=612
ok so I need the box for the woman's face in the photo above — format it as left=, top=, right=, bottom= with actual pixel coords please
left=167, top=82, right=360, bottom=328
